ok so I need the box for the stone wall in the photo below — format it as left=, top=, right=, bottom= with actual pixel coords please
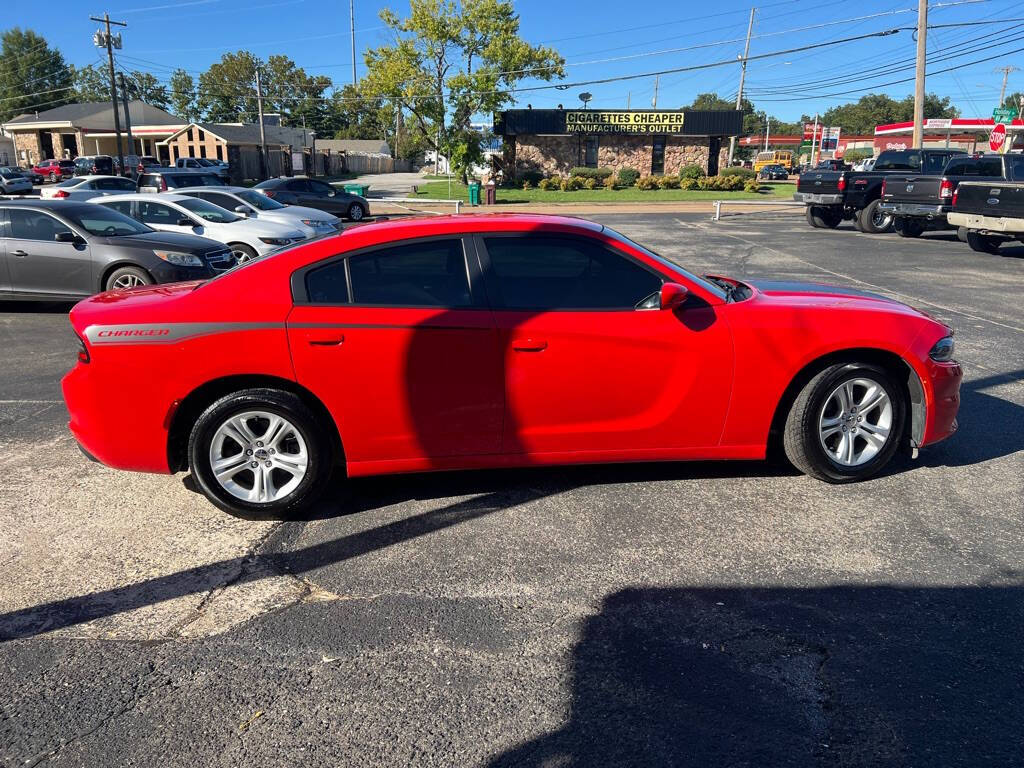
left=12, top=132, right=41, bottom=165
left=509, top=133, right=731, bottom=179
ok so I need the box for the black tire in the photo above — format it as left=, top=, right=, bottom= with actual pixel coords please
left=855, top=199, right=893, bottom=234
left=347, top=203, right=366, bottom=221
left=965, top=230, right=1001, bottom=255
left=782, top=363, right=906, bottom=483
left=956, top=226, right=968, bottom=243
left=188, top=388, right=333, bottom=517
left=894, top=217, right=925, bottom=238
left=49, top=171, right=58, bottom=183
left=807, top=205, right=841, bottom=229
left=229, top=243, right=259, bottom=263
left=104, top=265, right=153, bottom=291
left=805, top=206, right=822, bottom=228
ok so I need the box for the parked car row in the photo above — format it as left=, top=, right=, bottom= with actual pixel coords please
left=795, top=148, right=1024, bottom=254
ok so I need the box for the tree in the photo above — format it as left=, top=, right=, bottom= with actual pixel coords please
left=169, top=68, right=198, bottom=121
left=196, top=51, right=260, bottom=122
left=821, top=93, right=959, bottom=134
left=0, top=28, right=74, bottom=123
left=120, top=71, right=168, bottom=109
left=362, top=0, right=565, bottom=179
left=71, top=63, right=109, bottom=103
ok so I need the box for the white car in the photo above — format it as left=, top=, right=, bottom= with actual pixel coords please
left=40, top=175, right=136, bottom=201
left=0, top=170, right=33, bottom=195
left=92, top=193, right=308, bottom=262
left=175, top=186, right=342, bottom=238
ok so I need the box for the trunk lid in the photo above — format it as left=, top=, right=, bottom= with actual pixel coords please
left=797, top=170, right=844, bottom=195
left=954, top=181, right=1024, bottom=218
left=882, top=174, right=944, bottom=204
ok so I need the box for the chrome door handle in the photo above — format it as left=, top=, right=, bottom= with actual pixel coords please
left=512, top=338, right=547, bottom=352
left=307, top=335, right=344, bottom=346
left=11, top=250, right=27, bottom=257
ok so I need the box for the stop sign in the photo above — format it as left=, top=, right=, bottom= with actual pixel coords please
left=990, top=122, right=1007, bottom=152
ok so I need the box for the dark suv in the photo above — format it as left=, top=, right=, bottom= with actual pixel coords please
left=253, top=177, right=369, bottom=220
left=0, top=200, right=234, bottom=299
left=75, top=155, right=115, bottom=176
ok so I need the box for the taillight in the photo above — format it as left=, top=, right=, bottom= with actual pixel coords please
left=837, top=174, right=846, bottom=191
left=951, top=187, right=959, bottom=207
left=160, top=177, right=168, bottom=191
left=881, top=179, right=886, bottom=197
left=940, top=178, right=954, bottom=198
left=53, top=189, right=69, bottom=198
left=91, top=165, right=98, bottom=174
left=75, top=333, right=90, bottom=364
left=263, top=190, right=276, bottom=198
left=137, top=162, right=144, bottom=173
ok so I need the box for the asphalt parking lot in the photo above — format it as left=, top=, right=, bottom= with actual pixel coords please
left=1, top=211, right=1022, bottom=767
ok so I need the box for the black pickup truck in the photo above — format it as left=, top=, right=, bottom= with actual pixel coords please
left=879, top=154, right=1024, bottom=238
left=794, top=148, right=966, bottom=233
left=948, top=175, right=1024, bottom=254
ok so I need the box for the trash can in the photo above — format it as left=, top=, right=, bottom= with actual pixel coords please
left=484, top=181, right=496, bottom=205
left=343, top=183, right=370, bottom=196
left=468, top=181, right=481, bottom=206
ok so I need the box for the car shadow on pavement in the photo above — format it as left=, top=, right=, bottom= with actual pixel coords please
left=0, top=300, right=75, bottom=314
left=488, top=584, right=1024, bottom=768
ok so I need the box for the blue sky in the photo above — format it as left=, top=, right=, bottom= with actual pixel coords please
left=12, top=0, right=1024, bottom=126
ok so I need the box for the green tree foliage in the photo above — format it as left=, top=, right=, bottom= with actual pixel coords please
left=74, top=65, right=170, bottom=109
left=362, top=0, right=565, bottom=178
left=169, top=68, right=198, bottom=121
left=71, top=63, right=110, bottom=102
left=0, top=28, right=74, bottom=123
left=821, top=93, right=959, bottom=134
left=683, top=92, right=803, bottom=137
left=121, top=71, right=168, bottom=109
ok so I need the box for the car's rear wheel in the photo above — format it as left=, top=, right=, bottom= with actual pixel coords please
left=188, top=388, right=333, bottom=517
left=855, top=199, right=893, bottom=234
left=783, top=363, right=906, bottom=483
left=105, top=265, right=153, bottom=291
left=347, top=203, right=365, bottom=221
left=806, top=206, right=841, bottom=229
left=894, top=217, right=925, bottom=238
left=956, top=226, right=968, bottom=243
left=965, top=230, right=1002, bottom=255
left=229, top=243, right=258, bottom=263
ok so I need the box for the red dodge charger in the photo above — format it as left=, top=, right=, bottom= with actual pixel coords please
left=62, top=214, right=961, bottom=516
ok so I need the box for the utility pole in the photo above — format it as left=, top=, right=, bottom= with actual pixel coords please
left=90, top=14, right=127, bottom=174
left=394, top=101, right=400, bottom=161
left=728, top=7, right=756, bottom=165
left=764, top=116, right=770, bottom=152
left=118, top=72, right=134, bottom=174
left=912, top=0, right=927, bottom=149
left=651, top=75, right=659, bottom=108
left=995, top=66, right=1021, bottom=107
left=350, top=0, right=357, bottom=86
left=626, top=91, right=631, bottom=110
left=810, top=113, right=819, bottom=166
left=255, top=65, right=268, bottom=178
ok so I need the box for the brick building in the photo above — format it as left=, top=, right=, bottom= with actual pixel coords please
left=1, top=101, right=185, bottom=165
left=495, top=108, right=743, bottom=180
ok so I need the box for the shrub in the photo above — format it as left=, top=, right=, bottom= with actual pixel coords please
left=744, top=180, right=762, bottom=193
left=521, top=179, right=533, bottom=190
left=696, top=175, right=714, bottom=190
left=722, top=174, right=745, bottom=191
left=559, top=176, right=584, bottom=191
left=519, top=169, right=544, bottom=186
left=584, top=176, right=598, bottom=190
left=679, top=164, right=705, bottom=180
left=720, top=166, right=755, bottom=179
left=570, top=166, right=613, bottom=179
left=538, top=177, right=556, bottom=190
left=679, top=177, right=697, bottom=191
left=617, top=166, right=640, bottom=187
left=603, top=174, right=617, bottom=190
left=635, top=175, right=660, bottom=190
left=658, top=175, right=680, bottom=189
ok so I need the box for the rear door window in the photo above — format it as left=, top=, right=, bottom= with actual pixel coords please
left=8, top=210, right=71, bottom=240
left=138, top=201, right=180, bottom=225
left=102, top=200, right=135, bottom=218
left=875, top=151, right=921, bottom=171
left=482, top=235, right=662, bottom=310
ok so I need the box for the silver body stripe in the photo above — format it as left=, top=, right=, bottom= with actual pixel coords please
left=84, top=322, right=284, bottom=345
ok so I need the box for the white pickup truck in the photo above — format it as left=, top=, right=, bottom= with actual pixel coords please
left=174, top=157, right=229, bottom=180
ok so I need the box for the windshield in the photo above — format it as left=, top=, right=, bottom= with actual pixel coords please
left=61, top=207, right=153, bottom=237
left=235, top=189, right=285, bottom=210
left=601, top=226, right=727, bottom=301
left=1, top=172, right=23, bottom=180
left=56, top=178, right=85, bottom=187
left=172, top=174, right=224, bottom=188
left=178, top=196, right=241, bottom=223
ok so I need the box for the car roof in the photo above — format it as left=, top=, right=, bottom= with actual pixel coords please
left=341, top=213, right=604, bottom=239
left=73, top=174, right=129, bottom=181
left=0, top=200, right=101, bottom=216
left=95, top=193, right=191, bottom=203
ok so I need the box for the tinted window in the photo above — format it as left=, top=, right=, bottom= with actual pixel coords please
left=1010, top=155, right=1024, bottom=181
left=308, top=180, right=335, bottom=196
left=139, top=174, right=159, bottom=188
left=96, top=177, right=135, bottom=191
left=483, top=235, right=662, bottom=310
left=333, top=239, right=471, bottom=306
left=236, top=189, right=284, bottom=210
left=7, top=210, right=72, bottom=241
left=199, top=191, right=241, bottom=210
left=138, top=201, right=182, bottom=225
left=875, top=151, right=921, bottom=171
left=977, top=157, right=1004, bottom=176
left=177, top=197, right=239, bottom=223
left=169, top=173, right=222, bottom=188
left=103, top=200, right=135, bottom=217
left=923, top=153, right=950, bottom=174
left=63, top=206, right=151, bottom=236
left=286, top=179, right=310, bottom=192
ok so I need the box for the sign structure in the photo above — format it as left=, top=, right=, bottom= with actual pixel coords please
left=564, top=110, right=686, bottom=135
left=820, top=127, right=841, bottom=151
left=993, top=107, right=1018, bottom=122
left=925, top=118, right=953, bottom=129
left=803, top=123, right=824, bottom=141
left=990, top=122, right=1008, bottom=153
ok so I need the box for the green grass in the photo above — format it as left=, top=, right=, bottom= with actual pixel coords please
left=411, top=180, right=796, bottom=203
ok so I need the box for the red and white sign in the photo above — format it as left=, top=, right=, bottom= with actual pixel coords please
left=990, top=122, right=1007, bottom=152
left=803, top=122, right=823, bottom=141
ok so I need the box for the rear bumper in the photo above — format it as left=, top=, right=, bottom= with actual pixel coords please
left=947, top=211, right=1024, bottom=233
left=794, top=192, right=843, bottom=205
left=879, top=202, right=947, bottom=218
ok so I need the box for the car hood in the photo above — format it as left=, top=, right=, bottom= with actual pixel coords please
left=742, top=278, right=937, bottom=322
left=102, top=231, right=226, bottom=252
left=283, top=205, right=340, bottom=223
left=219, top=218, right=304, bottom=238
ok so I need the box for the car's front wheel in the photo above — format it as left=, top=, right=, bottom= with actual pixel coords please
left=229, top=243, right=259, bottom=263
left=783, top=363, right=906, bottom=483
left=105, top=265, right=153, bottom=291
left=188, top=388, right=333, bottom=517
left=347, top=203, right=365, bottom=221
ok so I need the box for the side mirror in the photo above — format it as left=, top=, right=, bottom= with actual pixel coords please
left=660, top=282, right=689, bottom=311
left=54, top=231, right=79, bottom=243
left=233, top=205, right=250, bottom=217
left=177, top=216, right=195, bottom=227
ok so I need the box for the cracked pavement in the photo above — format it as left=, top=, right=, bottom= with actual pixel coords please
left=1, top=211, right=1022, bottom=766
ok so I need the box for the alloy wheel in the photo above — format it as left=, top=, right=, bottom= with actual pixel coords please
left=208, top=410, right=308, bottom=503
left=817, top=377, right=893, bottom=467
left=111, top=273, right=145, bottom=289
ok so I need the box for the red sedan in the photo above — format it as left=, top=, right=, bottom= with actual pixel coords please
left=62, top=215, right=961, bottom=516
